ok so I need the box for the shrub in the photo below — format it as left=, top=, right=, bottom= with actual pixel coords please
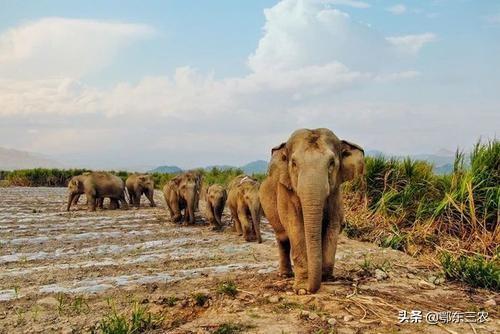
left=217, top=280, right=238, bottom=297
left=97, top=303, right=163, bottom=334
left=440, top=252, right=499, bottom=291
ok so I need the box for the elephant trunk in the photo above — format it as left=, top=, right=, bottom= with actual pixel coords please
left=67, top=193, right=76, bottom=211
left=186, top=191, right=196, bottom=224
left=298, top=171, right=328, bottom=293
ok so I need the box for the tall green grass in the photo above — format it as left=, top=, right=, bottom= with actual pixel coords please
left=0, top=167, right=265, bottom=189
left=354, top=140, right=499, bottom=237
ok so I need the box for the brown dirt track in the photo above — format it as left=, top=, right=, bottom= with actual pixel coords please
left=0, top=187, right=497, bottom=333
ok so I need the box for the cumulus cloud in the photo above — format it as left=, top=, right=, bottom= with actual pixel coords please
left=0, top=1, right=446, bottom=168
left=386, top=33, right=437, bottom=54
left=0, top=17, right=154, bottom=79
left=386, top=4, right=407, bottom=15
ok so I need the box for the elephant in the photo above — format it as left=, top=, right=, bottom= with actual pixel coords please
left=204, top=184, right=227, bottom=230
left=227, top=175, right=262, bottom=243
left=163, top=171, right=202, bottom=225
left=126, top=174, right=156, bottom=207
left=67, top=172, right=128, bottom=212
left=259, top=128, right=365, bottom=294
left=70, top=172, right=117, bottom=209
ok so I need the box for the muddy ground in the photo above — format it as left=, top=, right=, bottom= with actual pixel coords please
left=0, top=187, right=497, bottom=333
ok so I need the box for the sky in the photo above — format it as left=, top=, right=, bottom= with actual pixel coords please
left=0, top=0, right=499, bottom=170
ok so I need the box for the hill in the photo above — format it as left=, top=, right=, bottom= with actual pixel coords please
left=0, top=147, right=62, bottom=170
left=148, top=165, right=183, bottom=174
left=241, top=160, right=268, bottom=174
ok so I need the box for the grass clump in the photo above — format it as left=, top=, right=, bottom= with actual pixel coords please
left=97, top=302, right=163, bottom=334
left=213, top=323, right=244, bottom=334
left=192, top=292, right=209, bottom=307
left=216, top=280, right=238, bottom=297
left=440, top=252, right=499, bottom=291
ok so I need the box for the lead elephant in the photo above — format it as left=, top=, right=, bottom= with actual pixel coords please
left=227, top=175, right=262, bottom=243
left=126, top=174, right=156, bottom=207
left=259, top=128, right=364, bottom=294
left=204, top=184, right=227, bottom=230
left=67, top=172, right=128, bottom=212
left=163, top=171, right=202, bottom=224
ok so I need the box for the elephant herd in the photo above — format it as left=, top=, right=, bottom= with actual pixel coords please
left=65, top=128, right=365, bottom=294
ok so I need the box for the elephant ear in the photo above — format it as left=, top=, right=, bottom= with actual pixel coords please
left=340, top=140, right=365, bottom=183
left=271, top=142, right=292, bottom=190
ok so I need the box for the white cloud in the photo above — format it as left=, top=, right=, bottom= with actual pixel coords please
left=0, top=1, right=445, bottom=168
left=386, top=33, right=437, bottom=54
left=0, top=17, right=154, bottom=79
left=386, top=4, right=407, bottom=15
left=248, top=0, right=392, bottom=72
left=325, top=0, right=370, bottom=8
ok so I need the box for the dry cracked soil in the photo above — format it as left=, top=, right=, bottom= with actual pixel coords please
left=0, top=187, right=498, bottom=333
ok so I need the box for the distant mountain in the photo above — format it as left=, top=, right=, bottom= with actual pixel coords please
left=241, top=160, right=268, bottom=174
left=0, top=147, right=62, bottom=170
left=149, top=160, right=269, bottom=175
left=149, top=165, right=183, bottom=174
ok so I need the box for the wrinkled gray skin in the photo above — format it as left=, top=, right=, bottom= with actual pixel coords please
left=204, top=184, right=227, bottom=230
left=227, top=175, right=262, bottom=243
left=259, top=128, right=365, bottom=294
left=67, top=172, right=128, bottom=211
left=163, top=171, right=202, bottom=225
left=126, top=174, right=156, bottom=207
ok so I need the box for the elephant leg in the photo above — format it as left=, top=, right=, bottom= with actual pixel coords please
left=322, top=219, right=342, bottom=281
left=206, top=202, right=216, bottom=226
left=119, top=193, right=129, bottom=210
left=285, top=205, right=308, bottom=293
left=86, top=194, right=97, bottom=212
left=237, top=203, right=254, bottom=242
left=133, top=190, right=141, bottom=207
left=97, top=198, right=104, bottom=209
left=214, top=202, right=224, bottom=228
left=229, top=206, right=242, bottom=235
left=277, top=236, right=293, bottom=277
left=146, top=189, right=156, bottom=207
left=170, top=199, right=182, bottom=222
left=109, top=198, right=119, bottom=210
left=72, top=194, right=80, bottom=206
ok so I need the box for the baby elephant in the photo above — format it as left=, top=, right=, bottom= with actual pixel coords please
left=126, top=174, right=156, bottom=207
left=227, top=175, right=262, bottom=243
left=204, top=184, right=227, bottom=230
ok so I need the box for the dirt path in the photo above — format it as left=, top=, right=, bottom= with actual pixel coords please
left=0, top=187, right=497, bottom=333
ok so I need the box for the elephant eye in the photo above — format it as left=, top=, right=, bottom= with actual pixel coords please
left=291, top=159, right=297, bottom=168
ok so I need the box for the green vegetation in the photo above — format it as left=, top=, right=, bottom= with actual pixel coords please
left=213, top=323, right=245, bottom=334
left=216, top=280, right=238, bottom=297
left=440, top=252, right=499, bottom=291
left=192, top=292, right=209, bottom=306
left=0, top=167, right=265, bottom=189
left=97, top=302, right=163, bottom=334
left=348, top=140, right=498, bottom=253
left=344, top=140, right=499, bottom=290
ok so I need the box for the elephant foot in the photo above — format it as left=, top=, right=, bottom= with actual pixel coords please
left=293, top=280, right=310, bottom=295
left=322, top=271, right=334, bottom=281
left=277, top=271, right=294, bottom=278
left=211, top=225, right=223, bottom=231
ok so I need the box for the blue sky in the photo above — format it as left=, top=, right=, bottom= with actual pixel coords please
left=0, top=0, right=498, bottom=169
